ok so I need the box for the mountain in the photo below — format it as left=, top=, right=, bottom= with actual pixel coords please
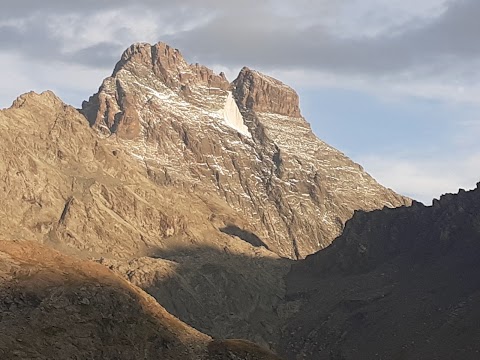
left=81, top=42, right=410, bottom=259
left=0, top=240, right=280, bottom=360
left=0, top=40, right=412, bottom=358
left=0, top=89, right=289, bottom=349
left=281, top=185, right=480, bottom=359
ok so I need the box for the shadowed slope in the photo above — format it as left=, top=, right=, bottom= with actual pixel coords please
left=0, top=240, right=282, bottom=360
left=0, top=90, right=289, bottom=349
left=282, top=185, right=480, bottom=359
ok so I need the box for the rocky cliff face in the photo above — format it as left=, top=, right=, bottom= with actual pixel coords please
left=233, top=67, right=301, bottom=117
left=82, top=42, right=232, bottom=139
left=0, top=90, right=290, bottom=349
left=282, top=185, right=480, bottom=359
left=82, top=41, right=410, bottom=259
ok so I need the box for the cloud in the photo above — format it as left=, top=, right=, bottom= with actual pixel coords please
left=0, top=1, right=462, bottom=74
left=267, top=61, right=480, bottom=107
left=0, top=54, right=37, bottom=108
left=0, top=1, right=476, bottom=102
left=358, top=152, right=480, bottom=204
left=0, top=52, right=108, bottom=108
left=165, top=0, right=478, bottom=76
left=355, top=112, right=480, bottom=204
left=1, top=1, right=477, bottom=114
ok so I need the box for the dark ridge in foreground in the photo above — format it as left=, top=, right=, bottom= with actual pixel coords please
left=282, top=184, right=480, bottom=359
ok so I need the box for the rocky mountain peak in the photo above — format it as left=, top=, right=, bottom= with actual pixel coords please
left=112, top=42, right=229, bottom=91
left=302, top=182, right=480, bottom=276
left=82, top=41, right=240, bottom=139
left=232, top=67, right=301, bottom=117
left=11, top=90, right=62, bottom=110
left=79, top=40, right=410, bottom=259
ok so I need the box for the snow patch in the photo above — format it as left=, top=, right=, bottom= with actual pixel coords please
left=218, top=91, right=250, bottom=137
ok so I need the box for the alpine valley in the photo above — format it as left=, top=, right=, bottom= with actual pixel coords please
left=1, top=41, right=478, bottom=360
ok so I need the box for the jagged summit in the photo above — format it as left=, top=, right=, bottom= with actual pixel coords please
left=112, top=43, right=301, bottom=120
left=10, top=90, right=62, bottom=109
left=112, top=42, right=230, bottom=91
left=83, top=41, right=301, bottom=139
left=233, top=67, right=301, bottom=117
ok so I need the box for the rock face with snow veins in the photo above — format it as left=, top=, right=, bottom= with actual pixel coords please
left=82, top=41, right=410, bottom=259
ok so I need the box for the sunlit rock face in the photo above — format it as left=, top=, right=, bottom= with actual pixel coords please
left=81, top=41, right=410, bottom=259
left=0, top=240, right=282, bottom=360
left=233, top=66, right=301, bottom=117
left=0, top=88, right=290, bottom=349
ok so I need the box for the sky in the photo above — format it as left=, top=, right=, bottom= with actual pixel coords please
left=1, top=0, right=479, bottom=203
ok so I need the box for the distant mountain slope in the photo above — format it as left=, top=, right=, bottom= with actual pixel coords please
left=282, top=185, right=480, bottom=359
left=82, top=41, right=410, bottom=258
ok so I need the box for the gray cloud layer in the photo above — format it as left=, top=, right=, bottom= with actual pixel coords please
left=166, top=0, right=480, bottom=75
left=1, top=0, right=476, bottom=76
